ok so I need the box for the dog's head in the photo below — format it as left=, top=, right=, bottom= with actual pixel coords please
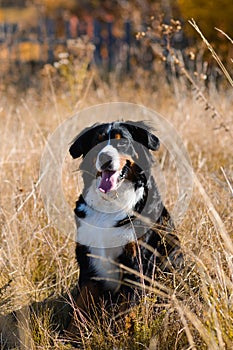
left=69, top=121, right=160, bottom=195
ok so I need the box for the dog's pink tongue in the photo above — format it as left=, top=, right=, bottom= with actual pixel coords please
left=98, top=171, right=119, bottom=193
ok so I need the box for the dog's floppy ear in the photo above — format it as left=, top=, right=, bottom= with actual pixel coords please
left=69, top=124, right=103, bottom=158
left=122, top=122, right=160, bottom=151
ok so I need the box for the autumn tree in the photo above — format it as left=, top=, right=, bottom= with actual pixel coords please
left=177, top=0, right=233, bottom=44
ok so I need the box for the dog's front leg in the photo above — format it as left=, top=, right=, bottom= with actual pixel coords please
left=67, top=281, right=102, bottom=335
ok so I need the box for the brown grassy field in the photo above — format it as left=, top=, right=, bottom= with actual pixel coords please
left=0, top=49, right=232, bottom=350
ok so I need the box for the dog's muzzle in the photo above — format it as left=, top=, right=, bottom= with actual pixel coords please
left=96, top=145, right=120, bottom=172
left=96, top=145, right=121, bottom=193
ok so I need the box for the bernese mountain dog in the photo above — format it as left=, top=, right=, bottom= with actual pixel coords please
left=68, top=121, right=183, bottom=331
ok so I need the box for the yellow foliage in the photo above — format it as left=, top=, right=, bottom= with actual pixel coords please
left=17, top=42, right=41, bottom=62
left=177, top=0, right=233, bottom=42
left=42, top=0, right=77, bottom=11
left=0, top=6, right=38, bottom=24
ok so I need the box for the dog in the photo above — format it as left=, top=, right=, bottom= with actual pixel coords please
left=68, top=121, right=183, bottom=331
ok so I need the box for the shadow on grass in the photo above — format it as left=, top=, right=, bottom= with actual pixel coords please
left=0, top=286, right=79, bottom=349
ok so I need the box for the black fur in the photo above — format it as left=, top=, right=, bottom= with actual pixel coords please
left=69, top=121, right=160, bottom=159
left=68, top=121, right=183, bottom=320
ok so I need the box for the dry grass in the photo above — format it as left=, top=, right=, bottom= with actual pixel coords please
left=0, top=45, right=232, bottom=349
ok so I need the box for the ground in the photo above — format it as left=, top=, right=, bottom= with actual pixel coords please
left=0, top=54, right=232, bottom=349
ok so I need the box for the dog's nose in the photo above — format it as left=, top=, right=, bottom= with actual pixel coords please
left=98, top=152, right=113, bottom=170
left=96, top=145, right=120, bottom=172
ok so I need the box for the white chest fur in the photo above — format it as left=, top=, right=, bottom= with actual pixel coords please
left=77, top=211, right=129, bottom=291
left=76, top=179, right=144, bottom=248
left=75, top=179, right=144, bottom=291
left=76, top=196, right=134, bottom=291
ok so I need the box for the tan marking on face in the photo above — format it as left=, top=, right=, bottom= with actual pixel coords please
left=98, top=134, right=104, bottom=141
left=115, top=133, right=121, bottom=139
left=118, top=155, right=133, bottom=170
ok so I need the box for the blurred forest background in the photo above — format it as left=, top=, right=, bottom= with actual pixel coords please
left=0, top=1, right=233, bottom=349
left=0, top=0, right=232, bottom=90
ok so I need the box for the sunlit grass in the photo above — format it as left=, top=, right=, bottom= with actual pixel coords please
left=0, top=41, right=232, bottom=349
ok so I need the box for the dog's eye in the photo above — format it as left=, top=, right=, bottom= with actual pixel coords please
left=117, top=139, right=128, bottom=147
left=117, top=139, right=130, bottom=151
